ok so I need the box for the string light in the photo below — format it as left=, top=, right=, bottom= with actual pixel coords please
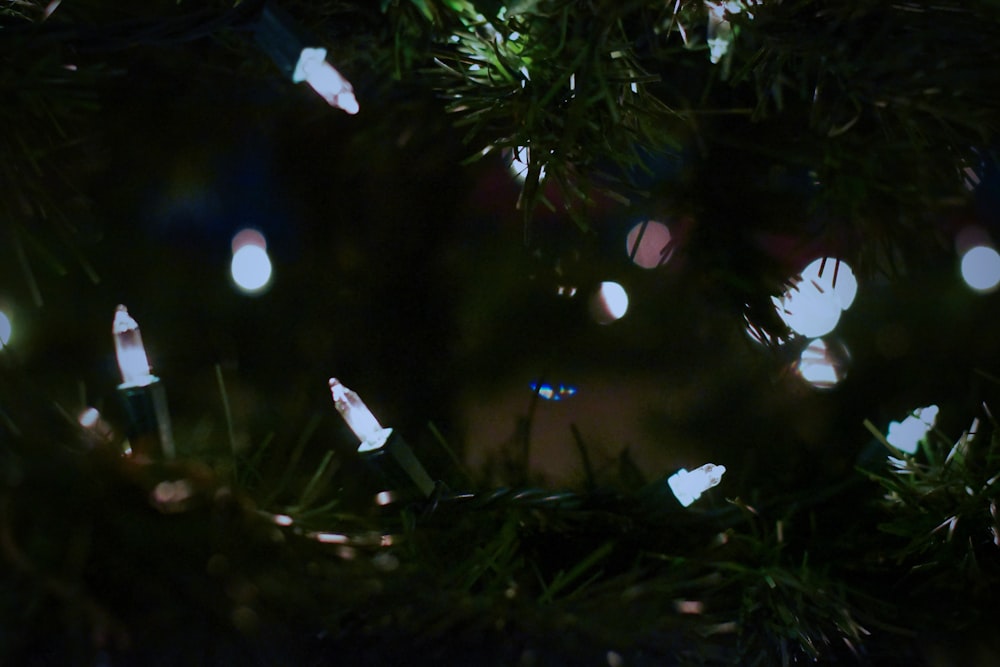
left=960, top=245, right=1000, bottom=293
left=329, top=378, right=434, bottom=498
left=113, top=305, right=175, bottom=459
left=78, top=406, right=115, bottom=447
left=625, top=220, right=674, bottom=269
left=795, top=338, right=849, bottom=390
left=0, top=309, right=11, bottom=348
left=529, top=381, right=577, bottom=401
left=667, top=463, right=726, bottom=507
left=772, top=257, right=857, bottom=338
left=255, top=4, right=359, bottom=114
left=590, top=281, right=629, bottom=324
left=887, top=405, right=939, bottom=455
left=230, top=228, right=273, bottom=294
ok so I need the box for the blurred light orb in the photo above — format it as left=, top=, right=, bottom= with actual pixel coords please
left=772, top=257, right=857, bottom=338
left=230, top=229, right=272, bottom=294
left=0, top=310, right=10, bottom=347
left=625, top=220, right=674, bottom=269
left=886, top=405, right=939, bottom=454
left=529, top=381, right=578, bottom=401
left=795, top=338, right=849, bottom=389
left=505, top=146, right=545, bottom=182
left=78, top=407, right=100, bottom=428
left=960, top=245, right=1000, bottom=293
left=590, top=281, right=629, bottom=324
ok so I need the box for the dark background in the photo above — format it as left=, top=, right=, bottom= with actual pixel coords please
left=3, top=21, right=1000, bottom=505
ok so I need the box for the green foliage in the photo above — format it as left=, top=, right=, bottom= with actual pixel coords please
left=864, top=407, right=1000, bottom=596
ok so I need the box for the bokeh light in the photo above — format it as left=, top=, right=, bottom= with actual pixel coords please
left=230, top=229, right=273, bottom=294
left=625, top=220, right=674, bottom=269
left=590, top=281, right=629, bottom=324
left=529, top=381, right=577, bottom=401
left=505, top=146, right=545, bottom=182
left=886, top=405, right=939, bottom=454
left=772, top=257, right=857, bottom=338
left=0, top=310, right=10, bottom=347
left=795, top=338, right=849, bottom=389
left=960, top=245, right=1000, bottom=293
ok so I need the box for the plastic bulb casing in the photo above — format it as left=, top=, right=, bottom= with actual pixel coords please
left=329, top=378, right=389, bottom=451
left=113, top=305, right=154, bottom=387
left=668, top=463, right=726, bottom=507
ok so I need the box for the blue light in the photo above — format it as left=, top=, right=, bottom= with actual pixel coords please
left=529, top=381, right=577, bottom=401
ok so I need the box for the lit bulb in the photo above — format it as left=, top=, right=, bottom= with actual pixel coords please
left=773, top=258, right=857, bottom=338
left=795, top=338, right=849, bottom=389
left=294, top=47, right=359, bottom=114
left=668, top=463, right=726, bottom=507
left=625, top=220, right=674, bottom=269
left=887, top=405, right=939, bottom=454
left=705, top=0, right=738, bottom=63
left=590, top=281, right=629, bottom=324
left=329, top=378, right=390, bottom=451
left=960, top=245, right=1000, bottom=293
left=230, top=235, right=273, bottom=294
left=113, top=305, right=154, bottom=386
left=0, top=309, right=11, bottom=348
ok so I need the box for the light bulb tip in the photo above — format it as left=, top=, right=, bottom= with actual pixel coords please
left=339, top=93, right=360, bottom=115
left=329, top=378, right=346, bottom=402
left=112, top=304, right=139, bottom=334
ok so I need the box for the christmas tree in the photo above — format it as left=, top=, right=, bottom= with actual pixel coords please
left=2, top=1, right=1000, bottom=664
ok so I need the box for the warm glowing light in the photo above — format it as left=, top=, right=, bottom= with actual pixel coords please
left=231, top=245, right=273, bottom=293
left=674, top=600, right=705, bottom=614
left=0, top=310, right=11, bottom=347
left=625, top=220, right=674, bottom=269
left=887, top=405, right=939, bottom=454
left=960, top=245, right=1000, bottom=293
left=329, top=378, right=390, bottom=451
left=772, top=258, right=857, bottom=338
left=294, top=47, right=359, bottom=114
left=795, top=338, right=849, bottom=389
left=668, top=463, right=726, bottom=507
left=113, top=305, right=154, bottom=386
left=152, top=479, right=193, bottom=505
left=590, top=281, right=629, bottom=324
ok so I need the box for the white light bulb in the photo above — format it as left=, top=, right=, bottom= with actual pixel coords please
left=773, top=258, right=857, bottom=338
left=887, top=405, right=939, bottom=454
left=329, top=378, right=390, bottom=451
left=294, top=47, right=359, bottom=114
left=795, top=338, right=849, bottom=389
left=590, top=281, right=629, bottom=324
left=668, top=463, right=726, bottom=507
left=960, top=245, right=1000, bottom=293
left=231, top=244, right=273, bottom=293
left=0, top=310, right=11, bottom=347
left=113, top=305, right=153, bottom=386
